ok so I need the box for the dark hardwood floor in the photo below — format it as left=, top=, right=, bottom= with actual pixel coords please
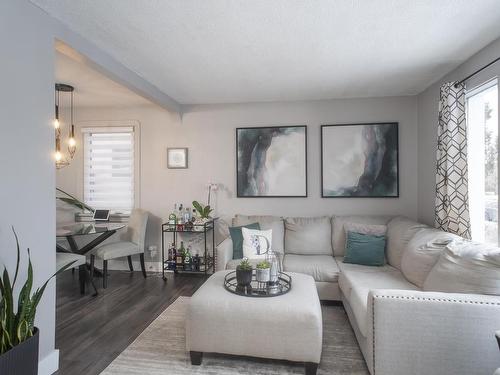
left=55, top=270, right=206, bottom=375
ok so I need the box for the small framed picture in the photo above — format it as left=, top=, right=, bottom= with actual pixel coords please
left=167, top=147, right=188, bottom=169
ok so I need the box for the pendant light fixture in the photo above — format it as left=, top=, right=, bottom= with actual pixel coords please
left=54, top=83, right=76, bottom=169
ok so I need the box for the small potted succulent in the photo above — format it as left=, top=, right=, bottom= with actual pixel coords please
left=256, top=260, right=271, bottom=283
left=236, top=258, right=253, bottom=287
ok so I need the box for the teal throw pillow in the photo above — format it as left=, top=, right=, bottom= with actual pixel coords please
left=344, top=231, right=386, bottom=266
left=229, top=222, right=260, bottom=259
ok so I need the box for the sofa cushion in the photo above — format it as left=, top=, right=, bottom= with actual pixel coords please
left=340, top=268, right=419, bottom=337
left=284, top=216, right=332, bottom=255
left=423, top=240, right=500, bottom=295
left=233, top=215, right=284, bottom=253
left=283, top=254, right=339, bottom=282
left=332, top=215, right=391, bottom=256
left=344, top=222, right=387, bottom=237
left=401, top=228, right=459, bottom=288
left=336, top=257, right=399, bottom=299
left=336, top=256, right=396, bottom=274
left=386, top=216, right=429, bottom=270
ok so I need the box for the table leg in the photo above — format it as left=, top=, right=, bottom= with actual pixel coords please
left=78, top=265, right=86, bottom=295
left=67, top=234, right=108, bottom=296
left=56, top=243, right=71, bottom=253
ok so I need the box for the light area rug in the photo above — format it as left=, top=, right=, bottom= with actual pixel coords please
left=101, top=296, right=369, bottom=375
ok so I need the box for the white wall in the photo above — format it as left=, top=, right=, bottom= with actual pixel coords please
left=58, top=96, right=418, bottom=256
left=417, top=37, right=500, bottom=225
left=0, top=0, right=57, bottom=372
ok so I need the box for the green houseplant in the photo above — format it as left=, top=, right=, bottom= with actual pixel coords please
left=0, top=228, right=75, bottom=374
left=256, top=260, right=271, bottom=283
left=236, top=258, right=253, bottom=287
left=192, top=201, right=213, bottom=220
left=56, top=188, right=94, bottom=212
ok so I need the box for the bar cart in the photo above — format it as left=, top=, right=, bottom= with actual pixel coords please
left=161, top=218, right=217, bottom=281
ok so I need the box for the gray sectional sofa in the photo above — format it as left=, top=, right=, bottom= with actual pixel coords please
left=216, top=214, right=500, bottom=375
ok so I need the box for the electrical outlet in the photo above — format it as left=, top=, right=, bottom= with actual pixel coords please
left=148, top=245, right=158, bottom=259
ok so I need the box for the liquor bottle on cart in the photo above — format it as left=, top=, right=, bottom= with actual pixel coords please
left=168, top=204, right=177, bottom=230
left=168, top=242, right=177, bottom=270
left=176, top=241, right=186, bottom=269
left=177, top=204, right=185, bottom=231
left=193, top=253, right=200, bottom=271
left=184, top=245, right=193, bottom=271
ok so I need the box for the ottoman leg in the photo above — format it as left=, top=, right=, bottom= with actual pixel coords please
left=190, top=351, right=203, bottom=365
left=305, top=362, right=318, bottom=375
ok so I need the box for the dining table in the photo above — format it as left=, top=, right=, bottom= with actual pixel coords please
left=56, top=222, right=126, bottom=295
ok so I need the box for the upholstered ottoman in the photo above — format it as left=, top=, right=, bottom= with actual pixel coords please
left=186, top=271, right=323, bottom=374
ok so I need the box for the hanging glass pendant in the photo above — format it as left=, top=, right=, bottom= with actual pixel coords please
left=54, top=83, right=76, bottom=169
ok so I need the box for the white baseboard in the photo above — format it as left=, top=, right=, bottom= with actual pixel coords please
left=39, top=349, right=59, bottom=375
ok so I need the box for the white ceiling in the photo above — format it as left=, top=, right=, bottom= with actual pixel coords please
left=55, top=48, right=151, bottom=108
left=36, top=0, right=500, bottom=105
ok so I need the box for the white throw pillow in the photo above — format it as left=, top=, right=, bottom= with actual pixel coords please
left=233, top=215, right=284, bottom=253
left=242, top=228, right=273, bottom=259
left=401, top=228, right=459, bottom=288
left=386, top=216, right=429, bottom=270
left=423, top=240, right=500, bottom=295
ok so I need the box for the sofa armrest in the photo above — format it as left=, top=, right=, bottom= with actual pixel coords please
left=366, top=289, right=500, bottom=375
left=216, top=237, right=233, bottom=271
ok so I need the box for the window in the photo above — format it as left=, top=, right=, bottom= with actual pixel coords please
left=466, top=79, right=498, bottom=245
left=82, top=126, right=136, bottom=213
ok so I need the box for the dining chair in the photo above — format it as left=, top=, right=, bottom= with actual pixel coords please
left=89, top=208, right=149, bottom=288
left=56, top=252, right=96, bottom=294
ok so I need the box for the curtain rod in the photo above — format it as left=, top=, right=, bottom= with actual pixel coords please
left=454, top=56, right=500, bottom=87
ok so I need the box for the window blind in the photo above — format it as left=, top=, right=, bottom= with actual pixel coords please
left=83, top=127, right=134, bottom=213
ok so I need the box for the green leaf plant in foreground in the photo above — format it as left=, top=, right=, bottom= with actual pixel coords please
left=0, top=227, right=76, bottom=354
left=56, top=188, right=94, bottom=213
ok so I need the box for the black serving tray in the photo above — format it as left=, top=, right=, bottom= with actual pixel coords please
left=224, top=270, right=292, bottom=297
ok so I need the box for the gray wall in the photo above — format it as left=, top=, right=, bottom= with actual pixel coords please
left=0, top=0, right=56, bottom=370
left=417, top=37, right=500, bottom=225
left=1, top=1, right=171, bottom=372
left=58, top=96, right=418, bottom=256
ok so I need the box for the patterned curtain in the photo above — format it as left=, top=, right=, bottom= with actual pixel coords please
left=434, top=82, right=471, bottom=238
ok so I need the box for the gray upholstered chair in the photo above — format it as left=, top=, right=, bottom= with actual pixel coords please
left=89, top=208, right=149, bottom=288
left=56, top=252, right=97, bottom=294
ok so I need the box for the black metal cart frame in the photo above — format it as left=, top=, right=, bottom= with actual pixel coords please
left=161, top=218, right=217, bottom=280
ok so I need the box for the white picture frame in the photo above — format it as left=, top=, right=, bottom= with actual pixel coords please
left=167, top=147, right=188, bottom=169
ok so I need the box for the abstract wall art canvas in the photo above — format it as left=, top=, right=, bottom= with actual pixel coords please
left=236, top=126, right=307, bottom=197
left=321, top=123, right=399, bottom=197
